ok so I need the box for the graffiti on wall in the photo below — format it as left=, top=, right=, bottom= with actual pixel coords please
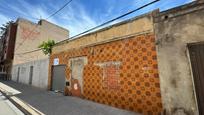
left=21, top=26, right=40, bottom=40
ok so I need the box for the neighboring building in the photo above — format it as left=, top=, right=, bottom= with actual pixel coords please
left=154, top=0, right=204, bottom=115
left=0, top=37, right=4, bottom=79
left=49, top=11, right=163, bottom=114
left=11, top=19, right=69, bottom=89
left=0, top=38, right=3, bottom=68
left=0, top=38, right=5, bottom=79
left=0, top=23, right=17, bottom=79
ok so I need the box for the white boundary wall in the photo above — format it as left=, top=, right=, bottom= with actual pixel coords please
left=12, top=58, right=49, bottom=90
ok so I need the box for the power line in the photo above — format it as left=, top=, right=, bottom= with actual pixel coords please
left=58, top=0, right=160, bottom=44
left=13, top=0, right=74, bottom=54
left=15, top=48, right=41, bottom=55
left=15, top=0, right=74, bottom=50
left=46, top=0, right=73, bottom=20
left=14, top=25, right=39, bottom=51
left=16, top=0, right=160, bottom=55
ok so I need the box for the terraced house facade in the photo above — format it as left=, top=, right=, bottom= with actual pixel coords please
left=48, top=0, right=204, bottom=115
left=49, top=11, right=163, bottom=114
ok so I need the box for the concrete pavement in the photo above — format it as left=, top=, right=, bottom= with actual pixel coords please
left=0, top=92, right=24, bottom=115
left=1, top=81, right=138, bottom=115
left=0, top=81, right=44, bottom=115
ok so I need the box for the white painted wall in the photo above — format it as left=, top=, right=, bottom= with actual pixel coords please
left=12, top=58, right=49, bottom=90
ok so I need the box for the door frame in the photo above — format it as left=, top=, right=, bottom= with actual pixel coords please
left=51, top=64, right=66, bottom=92
left=69, top=56, right=87, bottom=96
left=187, top=42, right=204, bottom=115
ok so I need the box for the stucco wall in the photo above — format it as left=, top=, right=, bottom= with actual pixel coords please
left=154, top=1, right=204, bottom=115
left=12, top=58, right=49, bottom=89
left=13, top=19, right=69, bottom=65
left=52, top=12, right=155, bottom=54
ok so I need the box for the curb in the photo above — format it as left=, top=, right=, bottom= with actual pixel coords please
left=0, top=89, right=44, bottom=115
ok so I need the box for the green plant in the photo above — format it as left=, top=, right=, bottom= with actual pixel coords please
left=38, top=39, right=55, bottom=55
left=0, top=21, right=14, bottom=38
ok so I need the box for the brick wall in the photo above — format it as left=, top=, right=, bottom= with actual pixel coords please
left=49, top=33, right=162, bottom=114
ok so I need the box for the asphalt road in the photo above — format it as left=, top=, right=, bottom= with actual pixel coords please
left=1, top=81, right=138, bottom=115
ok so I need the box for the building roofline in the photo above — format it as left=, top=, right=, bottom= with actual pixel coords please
left=15, top=18, right=69, bottom=33
left=39, top=19, right=69, bottom=33
left=15, top=18, right=37, bottom=25
left=54, top=11, right=156, bottom=47
left=153, top=0, right=204, bottom=23
left=155, top=0, right=203, bottom=17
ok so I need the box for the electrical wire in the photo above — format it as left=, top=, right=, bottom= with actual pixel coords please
left=14, top=24, right=38, bottom=51
left=57, top=0, right=160, bottom=44
left=15, top=48, right=41, bottom=55
left=12, top=0, right=71, bottom=53
left=15, top=0, right=74, bottom=51
left=15, top=0, right=160, bottom=55
left=46, top=0, right=73, bottom=20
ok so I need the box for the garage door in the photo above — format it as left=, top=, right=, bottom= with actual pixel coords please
left=51, top=65, right=66, bottom=92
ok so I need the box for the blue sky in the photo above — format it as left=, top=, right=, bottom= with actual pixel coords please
left=0, top=0, right=194, bottom=37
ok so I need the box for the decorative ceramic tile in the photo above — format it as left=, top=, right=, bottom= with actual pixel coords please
left=49, top=34, right=162, bottom=114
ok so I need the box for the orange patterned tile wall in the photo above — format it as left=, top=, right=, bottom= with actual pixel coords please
left=49, top=33, right=163, bottom=114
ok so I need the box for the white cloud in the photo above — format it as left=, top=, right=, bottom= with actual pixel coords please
left=15, top=0, right=47, bottom=20
left=0, top=13, right=11, bottom=27
left=5, top=0, right=98, bottom=37
left=7, top=5, right=28, bottom=16
left=0, top=0, right=195, bottom=38
left=48, top=1, right=98, bottom=37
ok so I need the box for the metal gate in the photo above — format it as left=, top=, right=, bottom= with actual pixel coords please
left=188, top=42, right=204, bottom=115
left=51, top=65, right=66, bottom=92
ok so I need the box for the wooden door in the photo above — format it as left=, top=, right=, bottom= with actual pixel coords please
left=188, top=43, right=204, bottom=115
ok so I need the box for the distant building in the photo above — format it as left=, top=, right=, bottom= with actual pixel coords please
left=13, top=19, right=69, bottom=65
left=0, top=23, right=17, bottom=79
left=0, top=39, right=2, bottom=58
left=0, top=18, right=69, bottom=89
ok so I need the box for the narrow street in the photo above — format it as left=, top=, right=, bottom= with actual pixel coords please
left=0, top=81, right=137, bottom=115
left=1, top=0, right=203, bottom=114
left=0, top=92, right=24, bottom=115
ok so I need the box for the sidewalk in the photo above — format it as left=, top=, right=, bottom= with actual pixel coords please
left=0, top=92, right=24, bottom=115
left=1, top=81, right=138, bottom=115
